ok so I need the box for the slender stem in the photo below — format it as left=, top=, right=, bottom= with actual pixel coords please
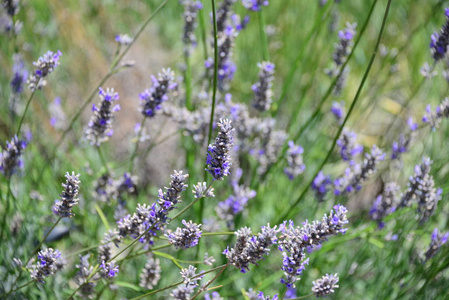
left=202, top=232, right=234, bottom=236
left=67, top=242, right=109, bottom=257
left=172, top=182, right=214, bottom=222
left=128, top=116, right=147, bottom=172
left=198, top=6, right=209, bottom=61
left=121, top=243, right=171, bottom=261
left=16, top=83, right=39, bottom=136
left=262, top=0, right=378, bottom=179
left=289, top=293, right=314, bottom=300
left=276, top=0, right=392, bottom=223
left=258, top=10, right=269, bottom=61
left=129, top=264, right=228, bottom=300
left=0, top=280, right=35, bottom=298
left=202, top=0, right=219, bottom=230
left=8, top=217, right=63, bottom=296
left=190, top=263, right=229, bottom=300
left=0, top=176, right=12, bottom=240
left=97, top=146, right=110, bottom=175
left=47, top=0, right=168, bottom=167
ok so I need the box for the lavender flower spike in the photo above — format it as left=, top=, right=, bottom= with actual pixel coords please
left=27, top=50, right=62, bottom=91
left=284, top=141, right=305, bottom=180
left=424, top=228, right=449, bottom=261
left=100, top=260, right=119, bottom=279
left=242, top=0, right=269, bottom=11
left=140, top=68, right=177, bottom=118
left=11, top=54, right=27, bottom=94
left=370, top=182, right=400, bottom=227
left=86, top=87, right=120, bottom=146
left=115, top=34, right=132, bottom=46
left=252, top=61, right=275, bottom=112
left=430, top=8, right=449, bottom=62
left=0, top=135, right=26, bottom=177
left=336, top=129, right=363, bottom=162
left=166, top=220, right=202, bottom=249
left=206, top=118, right=235, bottom=180
left=180, top=0, right=203, bottom=57
left=312, top=171, right=332, bottom=202
left=30, top=248, right=62, bottom=283
left=53, top=172, right=81, bottom=218
left=139, top=255, right=161, bottom=289
left=312, top=273, right=339, bottom=297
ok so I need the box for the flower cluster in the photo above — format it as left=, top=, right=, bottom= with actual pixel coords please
left=139, top=255, right=161, bottom=289
left=422, top=98, right=449, bottom=129
left=86, top=87, right=120, bottom=146
left=399, top=157, right=441, bottom=222
left=3, top=0, right=20, bottom=16
left=424, top=228, right=449, bottom=261
left=312, top=273, right=340, bottom=297
left=334, top=145, right=385, bottom=196
left=284, top=141, right=305, bottom=180
left=205, top=291, right=224, bottom=300
left=224, top=224, right=279, bottom=273
left=216, top=0, right=237, bottom=34
left=325, top=22, right=356, bottom=95
left=180, top=0, right=203, bottom=57
left=30, top=248, right=62, bottom=283
left=27, top=50, right=62, bottom=91
left=92, top=172, right=138, bottom=203
left=430, top=8, right=449, bottom=62
left=370, top=182, right=400, bottom=227
left=216, top=177, right=256, bottom=229
left=391, top=134, right=411, bottom=160
left=170, top=266, right=204, bottom=299
left=140, top=68, right=177, bottom=118
left=336, top=129, right=363, bottom=162
left=0, top=135, right=26, bottom=177
left=278, top=205, right=348, bottom=287
left=99, top=260, right=119, bottom=279
left=166, top=220, right=202, bottom=249
left=115, top=34, right=132, bottom=46
left=312, top=171, right=332, bottom=202
left=74, top=254, right=99, bottom=298
left=331, top=101, right=345, bottom=124
left=11, top=53, right=27, bottom=94
left=252, top=61, right=275, bottom=112
left=52, top=172, right=80, bottom=218
left=206, top=118, right=234, bottom=180
left=256, top=292, right=278, bottom=300
left=98, top=229, right=121, bottom=263
left=117, top=170, right=189, bottom=245
left=192, top=181, right=215, bottom=198
left=242, top=0, right=269, bottom=11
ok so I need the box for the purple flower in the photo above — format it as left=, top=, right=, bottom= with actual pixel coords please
left=430, top=8, right=449, bottom=61
left=312, top=171, right=332, bottom=201
left=331, top=101, right=345, bottom=124
left=86, top=87, right=120, bottom=146
left=206, top=119, right=234, bottom=180
left=336, top=129, right=363, bottom=162
left=242, top=0, right=269, bottom=11
left=424, top=228, right=449, bottom=261
left=115, top=34, right=132, bottom=45
left=166, top=220, right=202, bottom=249
left=284, top=141, right=305, bottom=180
left=252, top=61, right=275, bottom=112
left=140, top=69, right=176, bottom=118
left=180, top=0, right=203, bottom=57
left=11, top=54, right=27, bottom=94
left=312, top=273, right=339, bottom=297
left=27, top=50, right=61, bottom=91
left=30, top=248, right=62, bottom=283
left=53, top=172, right=81, bottom=218
left=100, top=260, right=119, bottom=278
left=0, top=135, right=26, bottom=177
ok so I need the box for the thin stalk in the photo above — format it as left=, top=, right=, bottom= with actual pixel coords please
left=202, top=0, right=219, bottom=237
left=276, top=0, right=392, bottom=223
left=129, top=264, right=228, bottom=300
left=0, top=280, right=35, bottom=298
left=172, top=182, right=214, bottom=221
left=97, top=146, right=110, bottom=175
left=0, top=176, right=12, bottom=240
left=8, top=217, right=62, bottom=296
left=47, top=0, right=168, bottom=167
left=198, top=5, right=209, bottom=61
left=263, top=0, right=378, bottom=179
left=16, top=83, right=39, bottom=136
left=190, top=263, right=229, bottom=300
left=272, top=1, right=332, bottom=117
left=258, top=10, right=269, bottom=61
left=128, top=116, right=147, bottom=172
left=289, top=293, right=314, bottom=300
left=122, top=243, right=171, bottom=261
left=202, top=231, right=234, bottom=236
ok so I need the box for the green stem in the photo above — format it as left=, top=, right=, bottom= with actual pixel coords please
left=289, top=293, right=314, bottom=300
left=128, top=116, right=147, bottom=173
left=262, top=0, right=378, bottom=179
left=198, top=5, right=209, bottom=61
left=0, top=176, right=12, bottom=240
left=258, top=10, right=269, bottom=61
left=190, top=263, right=229, bottom=300
left=16, top=83, right=39, bottom=136
left=97, top=146, right=110, bottom=175
left=276, top=0, right=392, bottom=223
left=129, top=264, right=228, bottom=300
left=202, top=231, right=234, bottom=236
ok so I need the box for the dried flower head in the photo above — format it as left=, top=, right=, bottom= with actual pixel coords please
left=180, top=0, right=203, bottom=57
left=0, top=135, right=26, bottom=177
left=284, top=141, right=305, bottom=180
left=242, top=0, right=269, bottom=11
left=252, top=61, right=275, bottom=112
left=206, top=118, right=234, bottom=180
left=312, top=273, right=340, bottom=297
left=166, top=220, right=202, bottom=249
left=74, top=254, right=99, bottom=298
left=430, top=8, right=449, bottom=62
left=192, top=182, right=215, bottom=198
left=30, top=248, right=62, bottom=283
left=100, top=260, right=119, bottom=279
left=86, top=87, right=120, bottom=146
left=53, top=172, right=80, bottom=218
left=139, top=255, right=161, bottom=289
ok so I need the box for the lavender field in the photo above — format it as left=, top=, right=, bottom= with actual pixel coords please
left=1, top=0, right=449, bottom=299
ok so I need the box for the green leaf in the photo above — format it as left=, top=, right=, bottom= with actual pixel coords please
left=368, top=237, right=384, bottom=249
left=115, top=281, right=141, bottom=291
